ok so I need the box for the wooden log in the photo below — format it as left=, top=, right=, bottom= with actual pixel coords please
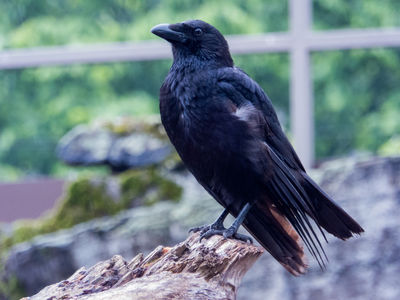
left=25, top=232, right=264, bottom=300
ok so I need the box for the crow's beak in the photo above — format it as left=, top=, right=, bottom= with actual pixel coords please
left=151, top=23, right=187, bottom=43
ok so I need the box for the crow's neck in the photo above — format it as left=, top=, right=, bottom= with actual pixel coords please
left=164, top=56, right=225, bottom=109
left=171, top=54, right=233, bottom=73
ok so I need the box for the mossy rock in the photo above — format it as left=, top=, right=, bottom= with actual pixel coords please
left=120, top=168, right=182, bottom=207
left=53, top=178, right=120, bottom=226
left=0, top=274, right=25, bottom=300
left=101, top=116, right=168, bottom=140
left=1, top=168, right=182, bottom=253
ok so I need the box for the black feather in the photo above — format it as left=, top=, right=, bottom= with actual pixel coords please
left=152, top=19, right=364, bottom=275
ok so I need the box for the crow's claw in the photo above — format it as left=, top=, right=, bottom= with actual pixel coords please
left=222, top=227, right=253, bottom=243
left=188, top=225, right=205, bottom=233
left=233, top=233, right=253, bottom=244
left=198, top=227, right=253, bottom=244
left=189, top=222, right=225, bottom=235
left=199, top=229, right=226, bottom=241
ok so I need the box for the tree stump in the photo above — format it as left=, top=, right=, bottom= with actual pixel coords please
left=24, top=232, right=263, bottom=300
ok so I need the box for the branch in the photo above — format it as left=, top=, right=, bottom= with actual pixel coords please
left=26, top=232, right=264, bottom=300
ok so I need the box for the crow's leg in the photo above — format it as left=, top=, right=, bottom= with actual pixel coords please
left=189, top=209, right=229, bottom=234
left=199, top=203, right=253, bottom=244
left=222, top=202, right=253, bottom=243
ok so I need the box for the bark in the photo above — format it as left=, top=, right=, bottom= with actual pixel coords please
left=25, top=232, right=264, bottom=300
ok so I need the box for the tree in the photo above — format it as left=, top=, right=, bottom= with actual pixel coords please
left=0, top=0, right=399, bottom=178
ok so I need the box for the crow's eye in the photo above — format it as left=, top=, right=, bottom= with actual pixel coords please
left=194, top=28, right=203, bottom=36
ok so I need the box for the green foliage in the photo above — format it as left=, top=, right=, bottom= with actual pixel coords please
left=0, top=0, right=287, bottom=49
left=0, top=0, right=399, bottom=179
left=312, top=0, right=400, bottom=158
left=313, top=48, right=400, bottom=158
left=378, top=136, right=400, bottom=156
left=314, top=0, right=400, bottom=30
left=0, top=61, right=170, bottom=176
left=0, top=0, right=289, bottom=178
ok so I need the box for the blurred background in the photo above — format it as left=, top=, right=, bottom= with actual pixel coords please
left=0, top=0, right=399, bottom=299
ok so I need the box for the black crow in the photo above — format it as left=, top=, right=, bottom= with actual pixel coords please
left=151, top=20, right=363, bottom=275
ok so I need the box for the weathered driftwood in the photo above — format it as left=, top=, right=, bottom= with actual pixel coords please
left=25, top=232, right=263, bottom=300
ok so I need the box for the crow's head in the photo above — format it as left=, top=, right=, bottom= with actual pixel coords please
left=151, top=20, right=233, bottom=67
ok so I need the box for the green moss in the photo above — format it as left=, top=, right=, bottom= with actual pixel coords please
left=0, top=169, right=183, bottom=298
left=163, top=151, right=184, bottom=171
left=53, top=178, right=119, bottom=225
left=154, top=174, right=182, bottom=202
left=8, top=223, right=40, bottom=246
left=103, top=119, right=136, bottom=136
left=120, top=168, right=183, bottom=207
left=102, top=116, right=168, bottom=140
left=120, top=170, right=153, bottom=203
left=0, top=274, right=26, bottom=300
left=0, top=177, right=118, bottom=252
left=1, top=221, right=42, bottom=253
left=1, top=168, right=182, bottom=253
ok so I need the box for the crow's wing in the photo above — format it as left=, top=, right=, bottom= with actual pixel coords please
left=218, top=67, right=363, bottom=235
left=216, top=67, right=329, bottom=270
left=217, top=67, right=305, bottom=172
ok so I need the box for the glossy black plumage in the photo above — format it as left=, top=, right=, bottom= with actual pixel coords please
left=152, top=20, right=364, bottom=275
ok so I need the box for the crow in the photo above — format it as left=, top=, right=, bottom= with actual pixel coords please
left=151, top=20, right=364, bottom=275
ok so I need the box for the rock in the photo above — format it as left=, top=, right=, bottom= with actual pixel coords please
left=57, top=125, right=113, bottom=165
left=3, top=201, right=180, bottom=297
left=2, top=156, right=400, bottom=300
left=108, top=133, right=171, bottom=171
left=27, top=233, right=263, bottom=300
left=0, top=168, right=183, bottom=267
left=237, top=156, right=400, bottom=300
left=57, top=120, right=173, bottom=171
left=2, top=171, right=212, bottom=297
left=5, top=237, right=77, bottom=297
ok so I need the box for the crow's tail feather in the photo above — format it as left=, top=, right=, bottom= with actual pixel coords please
left=243, top=204, right=307, bottom=276
left=301, top=172, right=364, bottom=240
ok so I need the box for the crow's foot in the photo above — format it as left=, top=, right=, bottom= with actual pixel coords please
left=198, top=227, right=253, bottom=244
left=189, top=209, right=229, bottom=235
left=189, top=222, right=225, bottom=235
